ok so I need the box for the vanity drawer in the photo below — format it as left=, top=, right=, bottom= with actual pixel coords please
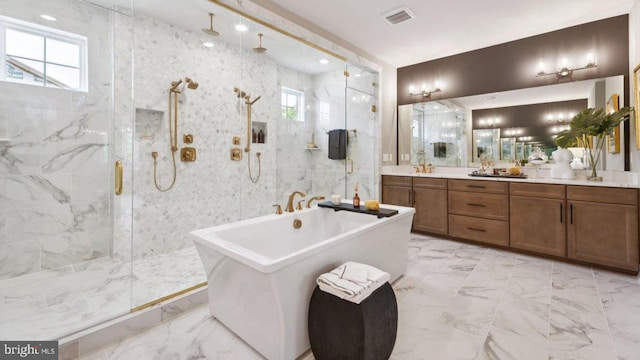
left=448, top=191, right=509, bottom=220
left=413, top=177, right=447, bottom=190
left=382, top=175, right=412, bottom=187
left=510, top=183, right=565, bottom=199
left=448, top=214, right=509, bottom=246
left=448, top=179, right=508, bottom=194
left=567, top=186, right=638, bottom=205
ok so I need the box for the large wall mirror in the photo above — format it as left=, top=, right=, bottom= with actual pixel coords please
left=398, top=75, right=625, bottom=170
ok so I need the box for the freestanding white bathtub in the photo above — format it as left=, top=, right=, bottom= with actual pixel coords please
left=190, top=204, right=415, bottom=360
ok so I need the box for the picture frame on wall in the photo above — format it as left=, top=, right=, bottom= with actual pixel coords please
left=607, top=93, right=620, bottom=154
left=634, top=64, right=640, bottom=150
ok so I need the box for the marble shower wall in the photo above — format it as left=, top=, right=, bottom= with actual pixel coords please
left=122, top=13, right=378, bottom=260
left=275, top=65, right=317, bottom=201
left=0, top=0, right=115, bottom=279
left=119, top=13, right=280, bottom=259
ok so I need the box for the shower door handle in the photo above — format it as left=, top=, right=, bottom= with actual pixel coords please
left=115, top=160, right=123, bottom=196
left=346, top=157, right=354, bottom=174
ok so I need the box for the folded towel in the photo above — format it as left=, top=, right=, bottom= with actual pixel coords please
left=316, top=262, right=390, bottom=304
left=342, top=264, right=368, bottom=283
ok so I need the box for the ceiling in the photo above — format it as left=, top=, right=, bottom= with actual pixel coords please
left=95, top=0, right=636, bottom=71
left=259, top=0, right=636, bottom=68
left=90, top=0, right=348, bottom=74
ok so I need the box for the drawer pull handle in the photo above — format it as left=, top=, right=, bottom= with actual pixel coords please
left=467, top=203, right=486, bottom=207
left=467, top=227, right=486, bottom=232
left=467, top=185, right=486, bottom=189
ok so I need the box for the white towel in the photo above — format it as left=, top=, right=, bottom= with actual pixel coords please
left=316, top=262, right=390, bottom=304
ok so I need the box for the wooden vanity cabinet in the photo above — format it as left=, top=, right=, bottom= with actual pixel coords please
left=381, top=176, right=412, bottom=207
left=381, top=174, right=639, bottom=273
left=566, top=186, right=639, bottom=271
left=510, top=183, right=566, bottom=257
left=412, top=178, right=448, bottom=235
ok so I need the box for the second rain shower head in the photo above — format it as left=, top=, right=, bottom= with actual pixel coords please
left=202, top=13, right=219, bottom=37
left=252, top=33, right=268, bottom=53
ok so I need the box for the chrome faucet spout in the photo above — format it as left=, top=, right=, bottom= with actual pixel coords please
left=285, top=191, right=306, bottom=212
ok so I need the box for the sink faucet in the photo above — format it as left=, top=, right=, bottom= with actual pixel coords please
left=285, top=191, right=306, bottom=212
left=306, top=196, right=326, bottom=208
left=416, top=157, right=427, bottom=173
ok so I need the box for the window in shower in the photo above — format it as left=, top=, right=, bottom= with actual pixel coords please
left=281, top=86, right=305, bottom=121
left=0, top=15, right=88, bottom=91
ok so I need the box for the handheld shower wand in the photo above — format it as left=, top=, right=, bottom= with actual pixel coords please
left=152, top=77, right=199, bottom=192
left=235, top=87, right=262, bottom=183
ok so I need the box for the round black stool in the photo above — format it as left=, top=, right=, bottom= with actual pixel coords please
left=308, top=282, right=398, bottom=360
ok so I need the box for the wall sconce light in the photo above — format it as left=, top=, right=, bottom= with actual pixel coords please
left=479, top=117, right=500, bottom=128
left=409, top=81, right=442, bottom=99
left=536, top=53, right=597, bottom=79
left=503, top=128, right=523, bottom=136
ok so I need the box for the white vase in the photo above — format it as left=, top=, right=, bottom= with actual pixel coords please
left=550, top=148, right=575, bottom=180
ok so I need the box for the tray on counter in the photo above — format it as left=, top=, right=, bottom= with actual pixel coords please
left=468, top=171, right=527, bottom=179
left=317, top=201, right=398, bottom=218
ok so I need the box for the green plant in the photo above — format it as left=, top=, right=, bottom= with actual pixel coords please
left=554, top=106, right=633, bottom=179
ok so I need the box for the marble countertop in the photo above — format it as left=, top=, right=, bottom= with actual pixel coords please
left=382, top=166, right=640, bottom=189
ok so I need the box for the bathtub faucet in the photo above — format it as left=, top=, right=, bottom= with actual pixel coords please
left=285, top=191, right=306, bottom=212
left=306, top=196, right=326, bottom=208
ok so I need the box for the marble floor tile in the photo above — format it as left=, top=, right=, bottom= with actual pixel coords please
left=4, top=233, right=640, bottom=360
left=478, top=293, right=550, bottom=360
left=90, top=306, right=262, bottom=360
left=0, top=245, right=206, bottom=340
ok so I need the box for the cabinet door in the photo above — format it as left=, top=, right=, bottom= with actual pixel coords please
left=413, top=188, right=447, bottom=235
left=567, top=201, right=639, bottom=271
left=510, top=196, right=566, bottom=257
left=382, top=185, right=412, bottom=207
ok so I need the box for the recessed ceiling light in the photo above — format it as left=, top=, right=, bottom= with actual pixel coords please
left=319, top=59, right=329, bottom=65
left=40, top=14, right=56, bottom=21
left=235, top=24, right=248, bottom=32
left=354, top=73, right=361, bottom=77
left=203, top=42, right=214, bottom=48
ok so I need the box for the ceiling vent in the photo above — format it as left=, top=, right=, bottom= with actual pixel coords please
left=382, top=7, right=415, bottom=25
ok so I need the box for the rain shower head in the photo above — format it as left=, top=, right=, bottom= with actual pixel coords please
left=185, top=77, right=199, bottom=90
left=252, top=33, right=268, bottom=53
left=202, top=13, right=219, bottom=37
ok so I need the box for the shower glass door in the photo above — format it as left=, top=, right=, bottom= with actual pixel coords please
left=345, top=64, right=379, bottom=201
left=0, top=0, right=134, bottom=340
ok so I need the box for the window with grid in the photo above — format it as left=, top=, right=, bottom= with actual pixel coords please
left=281, top=87, right=305, bottom=122
left=1, top=15, right=88, bottom=91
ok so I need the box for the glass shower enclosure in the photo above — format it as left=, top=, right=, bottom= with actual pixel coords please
left=0, top=0, right=379, bottom=341
left=0, top=0, right=134, bottom=339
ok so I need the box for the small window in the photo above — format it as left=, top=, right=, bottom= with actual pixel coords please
left=1, top=15, right=88, bottom=91
left=281, top=87, right=305, bottom=122
left=319, top=102, right=330, bottom=123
